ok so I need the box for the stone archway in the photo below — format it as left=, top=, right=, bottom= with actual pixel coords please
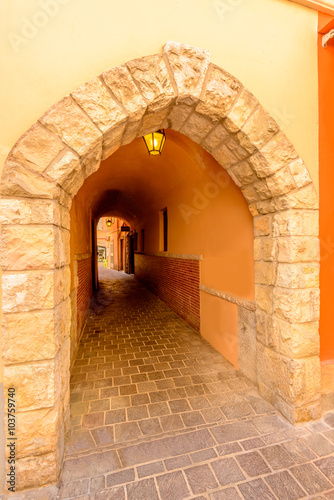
left=0, top=41, right=320, bottom=490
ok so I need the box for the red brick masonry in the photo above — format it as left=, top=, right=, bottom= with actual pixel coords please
left=77, top=257, right=93, bottom=339
left=134, top=253, right=200, bottom=331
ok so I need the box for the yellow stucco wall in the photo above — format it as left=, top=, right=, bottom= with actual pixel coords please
left=0, top=0, right=318, bottom=188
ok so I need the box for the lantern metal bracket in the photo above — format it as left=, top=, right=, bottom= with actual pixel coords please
left=322, top=29, right=334, bottom=47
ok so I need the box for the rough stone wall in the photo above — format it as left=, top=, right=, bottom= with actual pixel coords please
left=238, top=305, right=257, bottom=384
left=0, top=41, right=320, bottom=491
left=135, top=253, right=200, bottom=332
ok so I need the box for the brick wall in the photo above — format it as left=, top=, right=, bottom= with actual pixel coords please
left=77, top=257, right=93, bottom=339
left=135, top=253, right=200, bottom=331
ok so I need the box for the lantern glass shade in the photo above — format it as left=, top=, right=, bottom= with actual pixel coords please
left=106, top=218, right=112, bottom=227
left=143, top=130, right=166, bottom=156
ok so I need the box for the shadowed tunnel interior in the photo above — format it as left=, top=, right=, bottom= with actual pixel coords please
left=69, top=130, right=255, bottom=369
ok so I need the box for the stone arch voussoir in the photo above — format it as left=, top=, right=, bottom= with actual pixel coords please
left=0, top=40, right=320, bottom=491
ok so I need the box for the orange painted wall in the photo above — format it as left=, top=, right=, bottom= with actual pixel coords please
left=319, top=13, right=334, bottom=362
left=200, top=293, right=239, bottom=368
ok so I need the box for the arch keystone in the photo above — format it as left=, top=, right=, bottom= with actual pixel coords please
left=163, top=41, right=210, bottom=104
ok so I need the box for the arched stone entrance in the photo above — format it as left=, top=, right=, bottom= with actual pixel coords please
left=0, top=41, right=320, bottom=490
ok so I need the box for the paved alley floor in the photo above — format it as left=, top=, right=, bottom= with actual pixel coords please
left=59, top=269, right=334, bottom=500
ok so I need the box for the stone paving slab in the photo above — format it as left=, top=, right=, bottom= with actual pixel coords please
left=53, top=269, right=334, bottom=500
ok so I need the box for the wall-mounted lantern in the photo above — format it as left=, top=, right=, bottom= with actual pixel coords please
left=143, top=129, right=166, bottom=156
left=106, top=218, right=112, bottom=227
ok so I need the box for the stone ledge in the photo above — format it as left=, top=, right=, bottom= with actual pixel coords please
left=135, top=251, right=202, bottom=261
left=200, top=284, right=255, bottom=311
left=74, top=253, right=92, bottom=261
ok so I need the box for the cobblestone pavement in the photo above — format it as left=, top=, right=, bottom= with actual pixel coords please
left=58, top=269, right=334, bottom=500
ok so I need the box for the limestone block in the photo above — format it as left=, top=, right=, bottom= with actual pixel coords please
left=276, top=262, right=319, bottom=289
left=255, top=284, right=273, bottom=314
left=102, top=121, right=126, bottom=160
left=235, top=130, right=257, bottom=155
left=138, top=106, right=171, bottom=137
left=127, top=54, right=175, bottom=112
left=255, top=199, right=277, bottom=215
left=59, top=188, right=72, bottom=211
left=276, top=184, right=319, bottom=210
left=8, top=123, right=64, bottom=174
left=55, top=297, right=71, bottom=346
left=248, top=204, right=258, bottom=217
left=197, top=66, right=241, bottom=120
left=253, top=179, right=271, bottom=200
left=224, top=138, right=249, bottom=161
left=257, top=343, right=320, bottom=422
left=262, top=238, right=278, bottom=262
left=273, top=287, right=320, bottom=323
left=225, top=88, right=258, bottom=133
left=241, top=185, right=258, bottom=204
left=277, top=236, right=320, bottom=263
left=212, top=143, right=238, bottom=168
left=0, top=225, right=55, bottom=271
left=0, top=198, right=60, bottom=226
left=180, top=112, right=214, bottom=144
left=254, top=215, right=272, bottom=236
left=71, top=77, right=127, bottom=133
left=16, top=452, right=58, bottom=491
left=253, top=238, right=262, bottom=261
left=238, top=307, right=257, bottom=384
left=266, top=167, right=296, bottom=197
left=256, top=342, right=283, bottom=396
left=45, top=151, right=84, bottom=197
left=163, top=41, right=210, bottom=104
left=275, top=317, right=320, bottom=359
left=54, top=267, right=71, bottom=305
left=4, top=360, right=55, bottom=411
left=55, top=338, right=71, bottom=401
left=202, top=123, right=230, bottom=152
left=39, top=96, right=102, bottom=156
left=255, top=261, right=277, bottom=285
left=253, top=131, right=299, bottom=177
left=121, top=118, right=144, bottom=146
left=284, top=356, right=321, bottom=407
left=2, top=309, right=58, bottom=364
left=2, top=271, right=54, bottom=313
left=102, top=64, right=147, bottom=120
left=54, top=228, right=70, bottom=268
left=256, top=308, right=279, bottom=351
left=241, top=107, right=278, bottom=150
left=229, top=161, right=257, bottom=187
left=273, top=210, right=318, bottom=237
left=15, top=408, right=59, bottom=459
left=292, top=401, right=321, bottom=423
left=60, top=205, right=70, bottom=230
left=239, top=306, right=256, bottom=329
left=165, top=103, right=193, bottom=132
left=227, top=169, right=241, bottom=188
left=81, top=143, right=102, bottom=179
left=289, top=158, right=312, bottom=188
left=1, top=160, right=56, bottom=199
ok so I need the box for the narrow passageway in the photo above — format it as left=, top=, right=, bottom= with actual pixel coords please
left=59, top=271, right=334, bottom=499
